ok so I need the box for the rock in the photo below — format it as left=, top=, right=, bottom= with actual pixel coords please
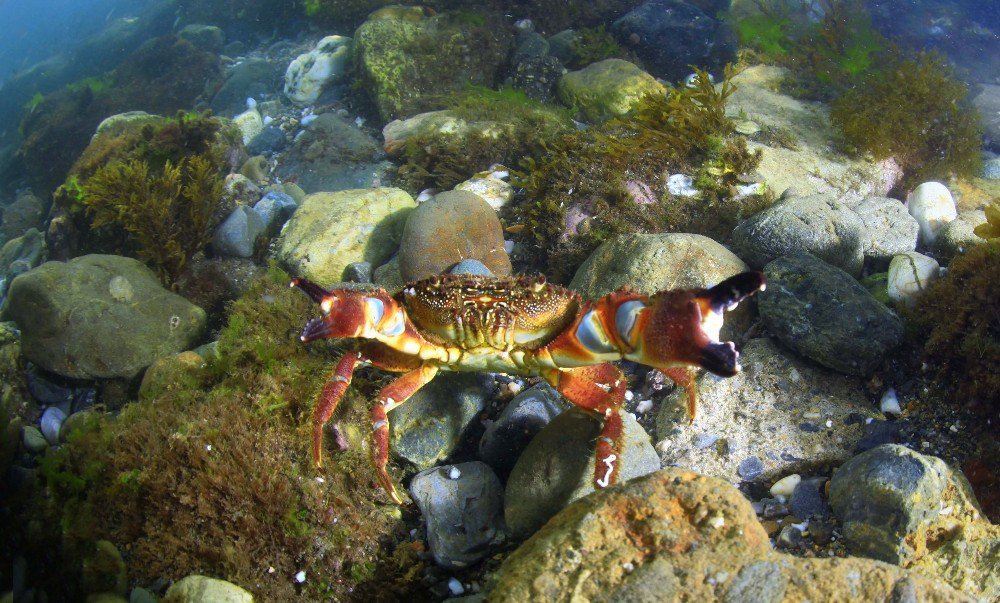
left=489, top=468, right=968, bottom=602
left=887, top=251, right=939, bottom=307
left=221, top=174, right=261, bottom=210
left=277, top=188, right=416, bottom=285
left=211, top=58, right=283, bottom=116
left=611, top=0, right=735, bottom=82
left=454, top=167, right=514, bottom=211
left=138, top=351, right=205, bottom=401
left=251, top=191, right=297, bottom=237
left=843, top=196, right=919, bottom=266
left=737, top=456, right=765, bottom=480
left=478, top=383, right=569, bottom=479
left=906, top=182, right=957, bottom=246
left=509, top=55, right=565, bottom=103
left=398, top=190, right=511, bottom=282
left=232, top=109, right=264, bottom=145
left=274, top=112, right=389, bottom=193
left=725, top=66, right=901, bottom=200
left=39, top=407, right=66, bottom=445
left=382, top=110, right=505, bottom=157
left=1, top=190, right=47, bottom=241
left=790, top=477, right=831, bottom=520
left=656, top=338, right=875, bottom=484
left=284, top=35, right=352, bottom=105
left=830, top=445, right=999, bottom=600
left=505, top=408, right=660, bottom=541
left=389, top=374, right=488, bottom=471
left=759, top=253, right=904, bottom=376
left=210, top=206, right=266, bottom=258
left=769, top=473, right=801, bottom=498
left=569, top=233, right=753, bottom=339
left=732, top=193, right=866, bottom=276
left=81, top=540, right=127, bottom=596
left=373, top=256, right=405, bottom=294
left=162, top=575, right=253, bottom=603
left=972, top=84, right=1000, bottom=151
left=3, top=255, right=206, bottom=380
left=344, top=262, right=372, bottom=283
left=246, top=126, right=287, bottom=156
left=0, top=228, right=46, bottom=313
left=449, top=259, right=494, bottom=277
left=556, top=59, right=666, bottom=123
left=353, top=13, right=512, bottom=121
left=21, top=425, right=48, bottom=454
left=981, top=157, right=1000, bottom=180
left=59, top=409, right=100, bottom=444
left=178, top=24, right=224, bottom=53
left=933, top=210, right=988, bottom=260
left=239, top=155, right=269, bottom=184
left=410, top=462, right=506, bottom=568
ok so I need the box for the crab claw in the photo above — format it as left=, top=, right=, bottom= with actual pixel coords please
left=301, top=316, right=336, bottom=343
left=290, top=277, right=330, bottom=304
left=705, top=271, right=767, bottom=315
left=695, top=271, right=766, bottom=377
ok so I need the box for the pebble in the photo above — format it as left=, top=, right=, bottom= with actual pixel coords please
left=344, top=261, right=373, bottom=283
left=447, top=578, right=465, bottom=596
left=777, top=524, right=804, bottom=548
left=790, top=477, right=832, bottom=520
left=40, top=406, right=67, bottom=446
left=880, top=387, right=901, bottom=415
left=737, top=456, right=765, bottom=480
left=21, top=425, right=48, bottom=454
left=769, top=474, right=801, bottom=498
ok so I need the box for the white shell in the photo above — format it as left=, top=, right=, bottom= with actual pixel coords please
left=40, top=407, right=67, bottom=446
left=880, top=387, right=902, bottom=415
left=769, top=473, right=802, bottom=498
left=906, top=182, right=956, bottom=245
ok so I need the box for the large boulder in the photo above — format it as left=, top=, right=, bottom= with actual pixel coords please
left=277, top=187, right=416, bottom=285
left=398, top=190, right=511, bottom=282
left=489, top=468, right=969, bottom=602
left=556, top=59, right=666, bottom=123
left=759, top=252, right=904, bottom=376
left=3, top=255, right=206, bottom=379
left=830, top=445, right=999, bottom=601
left=569, top=232, right=753, bottom=338
left=283, top=35, right=352, bottom=105
left=655, top=337, right=875, bottom=484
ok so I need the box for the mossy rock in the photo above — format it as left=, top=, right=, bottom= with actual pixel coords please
left=3, top=254, right=206, bottom=379
left=556, top=59, right=666, bottom=124
left=353, top=10, right=513, bottom=121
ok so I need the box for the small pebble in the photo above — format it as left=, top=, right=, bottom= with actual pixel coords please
left=777, top=525, right=803, bottom=548
left=447, top=578, right=465, bottom=596
left=693, top=433, right=720, bottom=449
left=635, top=399, right=653, bottom=414
left=769, top=474, right=801, bottom=498
left=737, top=456, right=765, bottom=480
left=880, top=387, right=901, bottom=415
left=40, top=407, right=67, bottom=446
left=449, top=466, right=461, bottom=480
left=294, top=570, right=306, bottom=583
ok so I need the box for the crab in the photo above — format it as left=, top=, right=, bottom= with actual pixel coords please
left=292, top=271, right=765, bottom=504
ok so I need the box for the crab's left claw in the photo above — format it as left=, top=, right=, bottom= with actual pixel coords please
left=290, top=277, right=330, bottom=304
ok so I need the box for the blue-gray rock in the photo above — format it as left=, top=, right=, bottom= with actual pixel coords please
left=513, top=32, right=549, bottom=60
left=759, top=252, right=903, bottom=376
left=732, top=193, right=866, bottom=277
left=211, top=206, right=266, bottom=258
left=344, top=261, right=372, bottom=283
left=843, top=196, right=919, bottom=266
left=790, top=477, right=831, bottom=520
left=982, top=157, right=1000, bottom=180
left=505, top=407, right=660, bottom=540
left=40, top=406, right=66, bottom=445
left=410, top=461, right=506, bottom=568
left=449, top=259, right=495, bottom=278
left=509, top=54, right=565, bottom=103
left=0, top=227, right=45, bottom=313
left=246, top=125, right=288, bottom=156
left=612, top=0, right=735, bottom=82
left=252, top=191, right=297, bottom=236
left=738, top=456, right=764, bottom=480
left=478, top=383, right=569, bottom=478
left=210, top=57, right=283, bottom=115
left=178, top=24, right=224, bottom=53
left=390, top=373, right=488, bottom=471
left=856, top=419, right=902, bottom=451
left=2, top=255, right=206, bottom=379
left=24, top=363, right=96, bottom=414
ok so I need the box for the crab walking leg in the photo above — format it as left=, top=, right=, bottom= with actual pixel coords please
left=544, top=363, right=628, bottom=490
left=660, top=366, right=698, bottom=424
left=370, top=364, right=439, bottom=504
left=312, top=351, right=365, bottom=468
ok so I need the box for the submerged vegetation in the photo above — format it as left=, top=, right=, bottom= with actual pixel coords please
left=511, top=66, right=767, bottom=281
left=23, top=268, right=410, bottom=601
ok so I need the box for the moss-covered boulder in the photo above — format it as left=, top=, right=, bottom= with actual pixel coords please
left=162, top=575, right=253, bottom=603
left=488, top=468, right=971, bottom=602
left=2, top=254, right=206, bottom=379
left=277, top=187, right=416, bottom=284
left=556, top=59, right=667, bottom=124
left=353, top=10, right=513, bottom=121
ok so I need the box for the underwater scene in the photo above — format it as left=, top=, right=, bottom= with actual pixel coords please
left=0, top=0, right=998, bottom=600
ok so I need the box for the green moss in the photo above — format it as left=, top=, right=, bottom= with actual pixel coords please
left=973, top=199, right=1000, bottom=241
left=907, top=241, right=1000, bottom=418
left=568, top=26, right=623, bottom=69
left=80, top=154, right=223, bottom=284
left=735, top=14, right=794, bottom=57
left=830, top=50, right=982, bottom=186
left=23, top=91, right=45, bottom=112
left=511, top=66, right=764, bottom=281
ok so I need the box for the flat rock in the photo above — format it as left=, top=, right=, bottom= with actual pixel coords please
left=3, top=255, right=205, bottom=379
left=162, top=575, right=253, bottom=603
left=759, top=252, right=904, bottom=376
left=655, top=338, right=875, bottom=484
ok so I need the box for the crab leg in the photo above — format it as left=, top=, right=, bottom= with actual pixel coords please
left=312, top=351, right=365, bottom=468
left=544, top=363, right=628, bottom=490
left=371, top=364, right=439, bottom=504
left=660, top=366, right=698, bottom=424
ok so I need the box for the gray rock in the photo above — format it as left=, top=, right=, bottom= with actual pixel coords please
left=655, top=338, right=875, bottom=485
left=1, top=190, right=47, bottom=241
left=3, top=255, right=206, bottom=379
left=390, top=373, right=488, bottom=471
left=725, top=560, right=787, bottom=603
left=546, top=30, right=578, bottom=64
left=513, top=32, right=549, bottom=60
left=732, top=193, right=866, bottom=276
left=344, top=261, right=372, bottom=283
left=246, top=125, right=288, bottom=156
left=790, top=477, right=831, bottom=520
left=738, top=456, right=764, bottom=480
left=21, top=425, right=48, bottom=454
left=178, top=24, right=224, bottom=53
left=210, top=206, right=266, bottom=258
left=210, top=57, right=283, bottom=116
left=449, top=259, right=495, bottom=278
left=843, top=196, right=919, bottom=266
left=478, top=383, right=569, bottom=478
left=759, top=252, right=903, bottom=376
left=981, top=157, right=1000, bottom=180
left=505, top=408, right=660, bottom=541
left=0, top=227, right=45, bottom=313
left=252, top=191, right=297, bottom=236
left=933, top=209, right=987, bottom=261
left=410, top=461, right=506, bottom=568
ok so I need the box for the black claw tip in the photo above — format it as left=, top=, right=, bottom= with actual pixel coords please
left=291, top=278, right=330, bottom=304
left=706, top=272, right=766, bottom=314
left=700, top=341, right=740, bottom=377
